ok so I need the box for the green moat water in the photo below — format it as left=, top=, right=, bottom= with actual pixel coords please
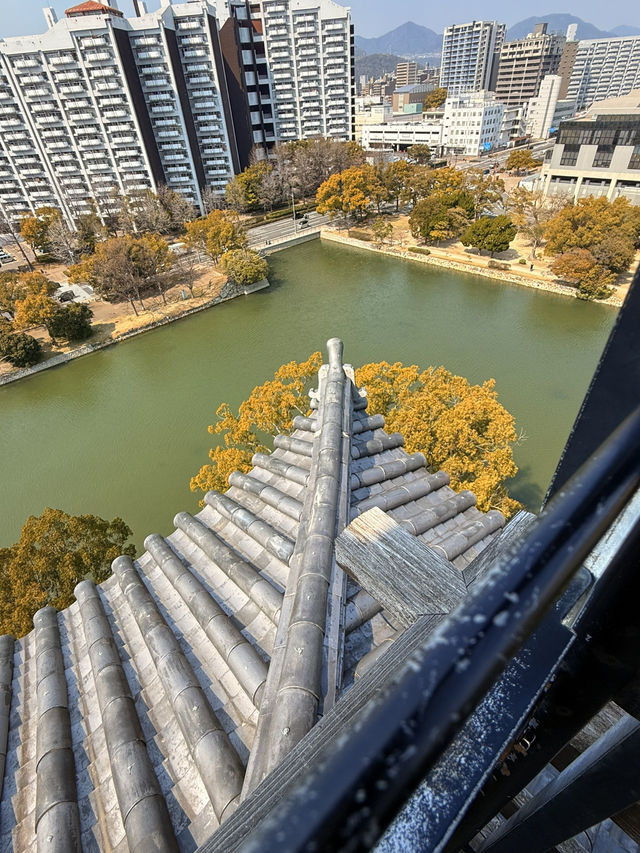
left=0, top=240, right=616, bottom=550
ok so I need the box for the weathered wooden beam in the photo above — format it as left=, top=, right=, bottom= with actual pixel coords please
left=335, top=507, right=467, bottom=627
left=464, top=510, right=538, bottom=588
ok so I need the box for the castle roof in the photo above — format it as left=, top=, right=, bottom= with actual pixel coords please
left=0, top=339, right=513, bottom=850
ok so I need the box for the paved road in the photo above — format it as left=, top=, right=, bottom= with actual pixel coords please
left=247, top=210, right=329, bottom=246
left=454, top=139, right=555, bottom=172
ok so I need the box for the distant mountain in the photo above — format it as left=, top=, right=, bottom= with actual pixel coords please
left=354, top=17, right=640, bottom=62
left=506, top=14, right=613, bottom=40
left=609, top=24, right=640, bottom=36
left=355, top=53, right=406, bottom=80
left=355, top=22, right=441, bottom=57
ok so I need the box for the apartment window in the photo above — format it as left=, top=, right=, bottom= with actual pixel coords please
left=592, top=145, right=613, bottom=168
left=629, top=145, right=640, bottom=170
left=560, top=144, right=579, bottom=166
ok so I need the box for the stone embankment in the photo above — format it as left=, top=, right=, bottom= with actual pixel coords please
left=320, top=229, right=624, bottom=307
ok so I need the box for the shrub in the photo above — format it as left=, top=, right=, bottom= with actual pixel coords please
left=348, top=229, right=372, bottom=242
left=518, top=258, right=527, bottom=265
left=408, top=246, right=431, bottom=256
left=487, top=259, right=510, bottom=270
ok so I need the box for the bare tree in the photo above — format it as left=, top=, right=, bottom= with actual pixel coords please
left=200, top=186, right=226, bottom=214
left=47, top=218, right=81, bottom=264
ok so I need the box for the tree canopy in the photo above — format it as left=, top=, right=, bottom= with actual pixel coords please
left=550, top=249, right=616, bottom=301
left=544, top=196, right=640, bottom=258
left=220, top=249, right=269, bottom=286
left=19, top=206, right=61, bottom=255
left=461, top=215, right=517, bottom=256
left=505, top=149, right=542, bottom=173
left=0, top=508, right=135, bottom=637
left=0, top=326, right=41, bottom=367
left=68, top=233, right=175, bottom=314
left=316, top=164, right=386, bottom=220
left=407, top=144, right=432, bottom=165
left=409, top=197, right=469, bottom=244
left=190, top=352, right=323, bottom=495
left=422, top=87, right=447, bottom=110
left=191, top=354, right=521, bottom=518
left=184, top=210, right=248, bottom=262
left=507, top=187, right=565, bottom=259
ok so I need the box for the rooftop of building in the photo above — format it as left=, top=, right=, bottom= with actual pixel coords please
left=580, top=89, right=640, bottom=118
left=64, top=1, right=123, bottom=17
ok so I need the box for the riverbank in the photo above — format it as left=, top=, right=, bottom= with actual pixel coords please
left=0, top=228, right=320, bottom=387
left=0, top=276, right=268, bottom=388
left=320, top=229, right=625, bottom=308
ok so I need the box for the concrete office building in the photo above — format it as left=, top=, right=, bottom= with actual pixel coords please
left=536, top=91, right=640, bottom=204
left=494, top=23, right=565, bottom=107
left=361, top=118, right=443, bottom=154
left=526, top=73, right=575, bottom=139
left=362, top=91, right=517, bottom=157
left=392, top=83, right=434, bottom=114
left=440, top=20, right=505, bottom=94
left=226, top=0, right=354, bottom=153
left=442, top=90, right=507, bottom=155
left=565, top=35, right=640, bottom=110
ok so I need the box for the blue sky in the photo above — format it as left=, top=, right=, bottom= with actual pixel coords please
left=2, top=0, right=638, bottom=40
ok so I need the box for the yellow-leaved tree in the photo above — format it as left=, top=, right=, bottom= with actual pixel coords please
left=190, top=351, right=323, bottom=495
left=355, top=361, right=522, bottom=516
left=191, top=354, right=522, bottom=517
left=0, top=509, right=135, bottom=638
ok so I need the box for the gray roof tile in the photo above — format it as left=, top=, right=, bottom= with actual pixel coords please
left=0, top=339, right=513, bottom=851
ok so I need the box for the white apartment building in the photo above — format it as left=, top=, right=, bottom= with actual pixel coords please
left=442, top=91, right=506, bottom=156
left=0, top=0, right=237, bottom=225
left=0, top=0, right=354, bottom=226
left=440, top=21, right=505, bottom=94
left=566, top=35, right=640, bottom=111
left=229, top=0, right=353, bottom=147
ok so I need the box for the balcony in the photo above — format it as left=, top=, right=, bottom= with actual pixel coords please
left=48, top=54, right=77, bottom=66
left=85, top=51, right=112, bottom=62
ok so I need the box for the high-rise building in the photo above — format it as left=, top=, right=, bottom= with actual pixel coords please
left=0, top=0, right=353, bottom=226
left=225, top=0, right=354, bottom=152
left=565, top=35, right=640, bottom=110
left=494, top=23, right=565, bottom=107
left=439, top=20, right=505, bottom=94
left=396, top=61, right=419, bottom=87
left=0, top=0, right=238, bottom=224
